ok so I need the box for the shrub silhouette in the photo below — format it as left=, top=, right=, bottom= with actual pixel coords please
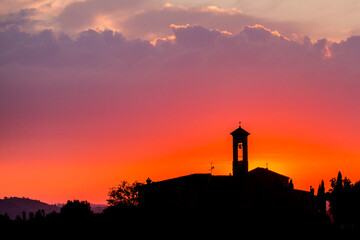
left=107, top=181, right=143, bottom=207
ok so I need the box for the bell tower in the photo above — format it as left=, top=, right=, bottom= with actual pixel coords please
left=230, top=124, right=250, bottom=177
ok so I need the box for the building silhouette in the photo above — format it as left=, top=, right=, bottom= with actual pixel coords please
left=139, top=125, right=322, bottom=215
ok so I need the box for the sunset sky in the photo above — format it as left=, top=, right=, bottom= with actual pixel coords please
left=2, top=0, right=360, bottom=204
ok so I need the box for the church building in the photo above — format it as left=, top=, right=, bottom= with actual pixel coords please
left=138, top=125, right=323, bottom=214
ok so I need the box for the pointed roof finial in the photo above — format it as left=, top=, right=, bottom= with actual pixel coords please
left=239, top=121, right=242, bottom=127
left=146, top=178, right=152, bottom=185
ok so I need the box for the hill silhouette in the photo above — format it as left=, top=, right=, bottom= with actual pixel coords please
left=0, top=197, right=60, bottom=219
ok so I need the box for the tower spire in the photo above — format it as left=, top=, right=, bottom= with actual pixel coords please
left=230, top=125, right=250, bottom=177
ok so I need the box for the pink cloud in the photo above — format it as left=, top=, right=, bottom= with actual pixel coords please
left=55, top=0, right=146, bottom=31
left=121, top=4, right=301, bottom=40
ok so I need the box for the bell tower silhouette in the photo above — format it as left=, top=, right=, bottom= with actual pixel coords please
left=230, top=124, right=250, bottom=177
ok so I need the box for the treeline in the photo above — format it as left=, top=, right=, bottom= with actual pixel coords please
left=0, top=199, right=329, bottom=237
left=0, top=200, right=93, bottom=226
left=0, top=199, right=140, bottom=237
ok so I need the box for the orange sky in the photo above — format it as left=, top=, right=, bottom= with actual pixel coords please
left=1, top=118, right=360, bottom=204
left=2, top=18, right=360, bottom=204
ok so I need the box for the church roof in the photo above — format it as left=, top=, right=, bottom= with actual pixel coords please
left=230, top=126, right=250, bottom=136
left=249, top=167, right=289, bottom=180
left=151, top=174, right=211, bottom=187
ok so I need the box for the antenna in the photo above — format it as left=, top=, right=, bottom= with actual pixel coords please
left=210, top=162, right=214, bottom=175
left=238, top=121, right=242, bottom=127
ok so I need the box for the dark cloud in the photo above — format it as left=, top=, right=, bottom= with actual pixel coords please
left=171, top=24, right=221, bottom=48
left=330, top=36, right=360, bottom=62
left=0, top=27, right=152, bottom=67
left=3, top=23, right=359, bottom=72
left=0, top=8, right=37, bottom=29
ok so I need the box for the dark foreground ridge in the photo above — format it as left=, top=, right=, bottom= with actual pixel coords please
left=0, top=201, right=336, bottom=237
left=1, top=126, right=359, bottom=237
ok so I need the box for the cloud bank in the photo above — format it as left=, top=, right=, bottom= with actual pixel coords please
left=0, top=2, right=303, bottom=41
left=1, top=0, right=360, bottom=41
left=2, top=24, right=360, bottom=154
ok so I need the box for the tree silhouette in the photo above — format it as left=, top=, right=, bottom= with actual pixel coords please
left=60, top=200, right=93, bottom=218
left=0, top=213, right=11, bottom=225
left=317, top=180, right=326, bottom=215
left=107, top=181, right=143, bottom=207
left=327, top=171, right=360, bottom=225
left=318, top=180, right=325, bottom=196
left=34, top=209, right=45, bottom=220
